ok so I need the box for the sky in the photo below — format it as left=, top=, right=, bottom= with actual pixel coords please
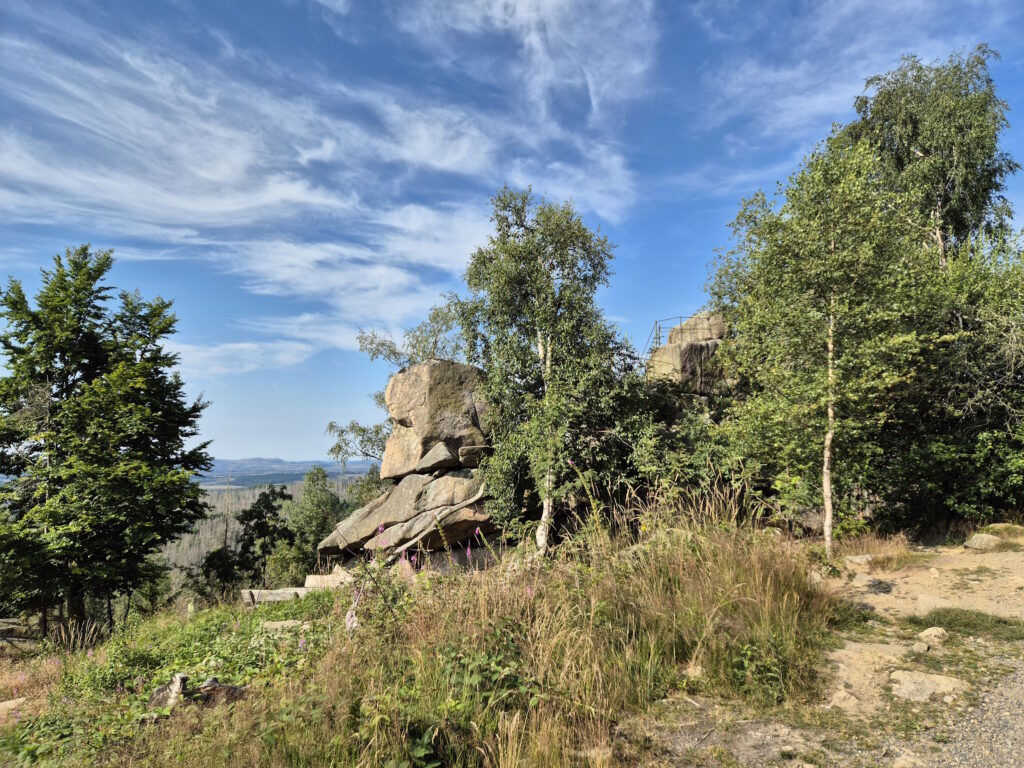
left=2, top=0, right=1023, bottom=460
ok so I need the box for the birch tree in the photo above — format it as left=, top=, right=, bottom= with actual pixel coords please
left=460, top=188, right=623, bottom=555
left=710, top=141, right=931, bottom=558
left=844, top=45, right=1018, bottom=262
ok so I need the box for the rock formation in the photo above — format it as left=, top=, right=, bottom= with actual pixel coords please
left=319, top=360, right=493, bottom=561
left=647, top=311, right=725, bottom=393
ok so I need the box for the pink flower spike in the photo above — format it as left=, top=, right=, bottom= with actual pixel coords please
left=474, top=526, right=481, bottom=537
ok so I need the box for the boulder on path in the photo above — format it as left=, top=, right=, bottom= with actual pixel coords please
left=379, top=360, right=490, bottom=480
left=964, top=533, right=1001, bottom=551
left=889, top=669, right=966, bottom=702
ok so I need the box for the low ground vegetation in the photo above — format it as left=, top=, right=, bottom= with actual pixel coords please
left=0, top=500, right=854, bottom=767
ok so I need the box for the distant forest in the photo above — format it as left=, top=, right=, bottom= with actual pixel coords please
left=163, top=473, right=360, bottom=573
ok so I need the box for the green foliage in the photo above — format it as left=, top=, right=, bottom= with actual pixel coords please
left=709, top=140, right=934, bottom=535
left=873, top=234, right=1024, bottom=524
left=193, top=468, right=349, bottom=593
left=844, top=45, right=1019, bottom=253
left=356, top=303, right=464, bottom=369
left=1, top=591, right=338, bottom=764
left=905, top=608, right=1024, bottom=643
left=326, top=419, right=389, bottom=466
left=345, top=464, right=392, bottom=509
left=235, top=485, right=293, bottom=588
left=0, top=245, right=210, bottom=622
left=0, top=512, right=848, bottom=767
left=287, top=466, right=348, bottom=558
left=459, top=187, right=647, bottom=540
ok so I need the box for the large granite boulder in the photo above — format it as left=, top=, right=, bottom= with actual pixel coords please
left=648, top=312, right=725, bottom=393
left=319, top=360, right=493, bottom=561
left=380, top=360, right=490, bottom=480
left=667, top=312, right=726, bottom=345
left=319, top=469, right=487, bottom=556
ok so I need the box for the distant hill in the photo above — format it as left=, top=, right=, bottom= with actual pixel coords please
left=201, top=457, right=372, bottom=487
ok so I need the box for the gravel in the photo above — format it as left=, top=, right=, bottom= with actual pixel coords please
left=940, top=663, right=1024, bottom=767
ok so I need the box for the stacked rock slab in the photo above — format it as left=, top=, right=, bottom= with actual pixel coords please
left=319, top=360, right=493, bottom=559
left=647, top=312, right=725, bottom=393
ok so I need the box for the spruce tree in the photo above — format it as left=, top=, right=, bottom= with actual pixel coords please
left=0, top=246, right=210, bottom=625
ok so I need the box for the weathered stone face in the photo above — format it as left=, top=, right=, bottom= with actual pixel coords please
left=648, top=313, right=725, bottom=394
left=379, top=360, right=490, bottom=480
left=318, top=469, right=486, bottom=556
left=667, top=311, right=726, bottom=345
left=319, top=360, right=494, bottom=562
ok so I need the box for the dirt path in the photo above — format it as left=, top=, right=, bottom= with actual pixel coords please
left=939, top=662, right=1024, bottom=767
left=613, top=525, right=1024, bottom=767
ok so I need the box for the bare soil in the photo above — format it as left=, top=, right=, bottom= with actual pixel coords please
left=613, top=530, right=1024, bottom=767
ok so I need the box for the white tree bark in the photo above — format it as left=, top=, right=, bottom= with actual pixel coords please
left=822, top=298, right=836, bottom=560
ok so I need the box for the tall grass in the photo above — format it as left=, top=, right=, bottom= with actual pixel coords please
left=2, top=495, right=849, bottom=767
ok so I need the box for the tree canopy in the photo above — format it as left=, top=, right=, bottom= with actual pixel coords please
left=459, top=187, right=642, bottom=552
left=0, top=246, right=210, bottom=624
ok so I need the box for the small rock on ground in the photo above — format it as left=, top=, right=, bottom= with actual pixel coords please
left=0, top=697, right=27, bottom=720
left=889, top=670, right=966, bottom=703
left=918, top=626, right=948, bottom=644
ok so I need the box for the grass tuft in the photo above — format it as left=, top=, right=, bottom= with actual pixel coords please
left=906, top=608, right=1024, bottom=643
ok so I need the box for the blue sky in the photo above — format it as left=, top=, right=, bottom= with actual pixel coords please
left=2, top=0, right=1023, bottom=460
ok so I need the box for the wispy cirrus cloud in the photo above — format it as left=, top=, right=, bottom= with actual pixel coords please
left=0, top=0, right=656, bottom=378
left=397, top=0, right=659, bottom=120
left=695, top=0, right=1022, bottom=141
left=166, top=340, right=315, bottom=379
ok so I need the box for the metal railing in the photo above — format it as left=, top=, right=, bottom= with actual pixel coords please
left=642, top=313, right=702, bottom=357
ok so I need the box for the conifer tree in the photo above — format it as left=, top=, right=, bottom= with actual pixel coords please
left=0, top=246, right=210, bottom=625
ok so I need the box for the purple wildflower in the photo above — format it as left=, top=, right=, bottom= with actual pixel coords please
left=410, top=554, right=417, bottom=565
left=567, top=458, right=575, bottom=466
left=474, top=526, right=482, bottom=537
left=466, top=543, right=472, bottom=559
left=298, top=636, right=307, bottom=651
left=378, top=524, right=385, bottom=535
left=526, top=586, right=535, bottom=598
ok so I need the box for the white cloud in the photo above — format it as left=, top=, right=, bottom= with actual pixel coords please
left=694, top=0, right=1017, bottom=141
left=167, top=340, right=315, bottom=379
left=312, top=0, right=351, bottom=14
left=0, top=0, right=656, bottom=377
left=397, top=0, right=658, bottom=119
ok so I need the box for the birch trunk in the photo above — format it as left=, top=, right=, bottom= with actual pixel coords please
left=822, top=298, right=836, bottom=560
left=535, top=332, right=555, bottom=555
